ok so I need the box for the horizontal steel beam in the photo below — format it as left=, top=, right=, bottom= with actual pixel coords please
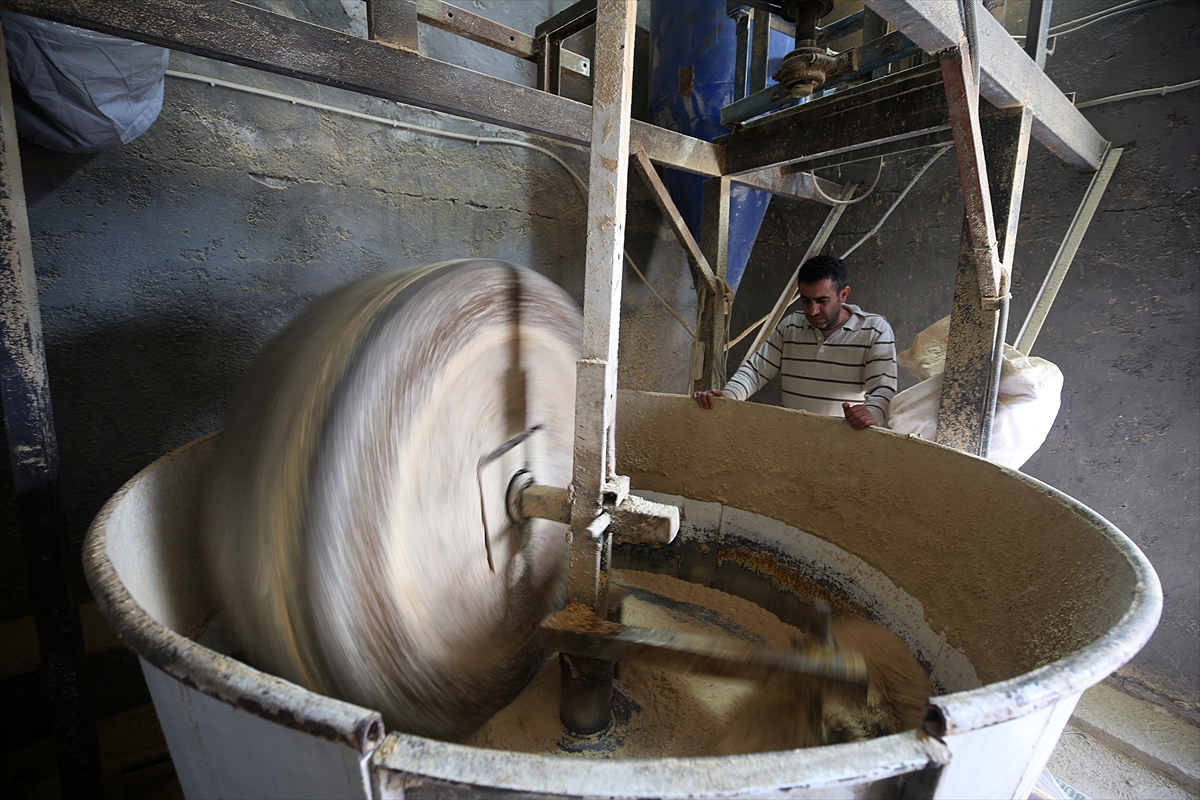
left=864, top=0, right=1106, bottom=172
left=2, top=0, right=720, bottom=177
left=719, top=63, right=949, bottom=175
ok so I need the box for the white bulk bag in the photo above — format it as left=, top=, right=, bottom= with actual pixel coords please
left=1, top=11, right=169, bottom=153
left=889, top=316, right=1064, bottom=470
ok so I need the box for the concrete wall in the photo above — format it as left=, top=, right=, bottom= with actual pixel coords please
left=731, top=0, right=1198, bottom=721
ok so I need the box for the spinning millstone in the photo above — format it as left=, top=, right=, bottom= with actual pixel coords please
left=202, top=260, right=880, bottom=747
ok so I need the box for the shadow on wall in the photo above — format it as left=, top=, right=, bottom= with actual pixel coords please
left=18, top=140, right=96, bottom=204
left=42, top=320, right=258, bottom=597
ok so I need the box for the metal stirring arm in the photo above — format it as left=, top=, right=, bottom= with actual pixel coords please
left=539, top=612, right=869, bottom=706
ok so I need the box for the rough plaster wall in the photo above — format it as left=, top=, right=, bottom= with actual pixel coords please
left=0, top=0, right=697, bottom=631
left=730, top=1, right=1198, bottom=719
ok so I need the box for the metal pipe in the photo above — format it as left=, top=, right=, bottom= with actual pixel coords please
left=981, top=292, right=1008, bottom=458
left=1024, top=0, right=1052, bottom=68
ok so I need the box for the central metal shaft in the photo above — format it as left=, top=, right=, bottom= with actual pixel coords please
left=561, top=0, right=638, bottom=736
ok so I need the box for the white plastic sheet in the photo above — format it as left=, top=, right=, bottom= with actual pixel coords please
left=1, top=11, right=169, bottom=153
left=889, top=316, right=1064, bottom=470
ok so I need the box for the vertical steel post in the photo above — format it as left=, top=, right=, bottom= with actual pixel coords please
left=979, top=104, right=1032, bottom=456
left=936, top=44, right=1006, bottom=454
left=696, top=176, right=730, bottom=391
left=537, top=32, right=563, bottom=94
left=749, top=8, right=770, bottom=94
left=862, top=8, right=890, bottom=79
left=1024, top=0, right=1052, bottom=69
left=0, top=23, right=103, bottom=800
left=732, top=6, right=751, bottom=101
left=561, top=0, right=636, bottom=736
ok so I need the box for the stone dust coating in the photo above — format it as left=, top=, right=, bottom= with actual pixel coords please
left=463, top=569, right=929, bottom=758
left=545, top=603, right=621, bottom=635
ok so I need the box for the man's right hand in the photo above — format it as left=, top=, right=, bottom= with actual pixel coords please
left=692, top=388, right=723, bottom=409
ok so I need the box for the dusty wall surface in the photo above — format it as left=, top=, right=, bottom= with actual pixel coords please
left=0, top=1, right=694, bottom=659
left=729, top=1, right=1198, bottom=720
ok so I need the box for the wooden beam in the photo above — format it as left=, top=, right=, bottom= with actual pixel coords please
left=0, top=21, right=105, bottom=798
left=864, top=0, right=1106, bottom=172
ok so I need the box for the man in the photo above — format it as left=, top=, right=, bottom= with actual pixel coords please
left=693, top=255, right=897, bottom=429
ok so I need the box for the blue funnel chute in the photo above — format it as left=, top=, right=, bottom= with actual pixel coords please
left=647, top=2, right=792, bottom=292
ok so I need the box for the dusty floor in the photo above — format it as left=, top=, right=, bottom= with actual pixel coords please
left=1044, top=726, right=1196, bottom=800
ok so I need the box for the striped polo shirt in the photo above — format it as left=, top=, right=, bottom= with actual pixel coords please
left=723, top=303, right=898, bottom=424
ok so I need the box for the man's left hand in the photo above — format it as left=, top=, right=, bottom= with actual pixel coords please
left=842, top=403, right=877, bottom=430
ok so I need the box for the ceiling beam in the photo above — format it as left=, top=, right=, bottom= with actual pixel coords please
left=864, top=0, right=1106, bottom=172
left=0, top=0, right=721, bottom=177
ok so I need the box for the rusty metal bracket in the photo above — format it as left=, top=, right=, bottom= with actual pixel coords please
left=416, top=0, right=590, bottom=78
left=940, top=45, right=1004, bottom=310
left=534, top=0, right=597, bottom=95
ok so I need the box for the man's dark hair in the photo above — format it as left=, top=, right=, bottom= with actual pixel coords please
left=797, top=254, right=849, bottom=291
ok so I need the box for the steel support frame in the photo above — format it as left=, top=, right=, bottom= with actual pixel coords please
left=534, top=0, right=597, bottom=95
left=1023, top=0, right=1052, bottom=69
left=0, top=22, right=103, bottom=800
left=631, top=150, right=719, bottom=293
left=561, top=0, right=636, bottom=736
left=862, top=7, right=891, bottom=80
left=731, top=166, right=844, bottom=205
left=864, top=0, right=1105, bottom=172
left=366, top=0, right=418, bottom=50
left=750, top=7, right=771, bottom=95
left=1015, top=146, right=1123, bottom=356
left=936, top=46, right=1033, bottom=455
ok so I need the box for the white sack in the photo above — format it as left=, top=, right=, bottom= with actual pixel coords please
left=1, top=11, right=169, bottom=153
left=889, top=317, right=1064, bottom=470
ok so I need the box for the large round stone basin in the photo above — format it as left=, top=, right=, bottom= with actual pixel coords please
left=84, top=391, right=1161, bottom=798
